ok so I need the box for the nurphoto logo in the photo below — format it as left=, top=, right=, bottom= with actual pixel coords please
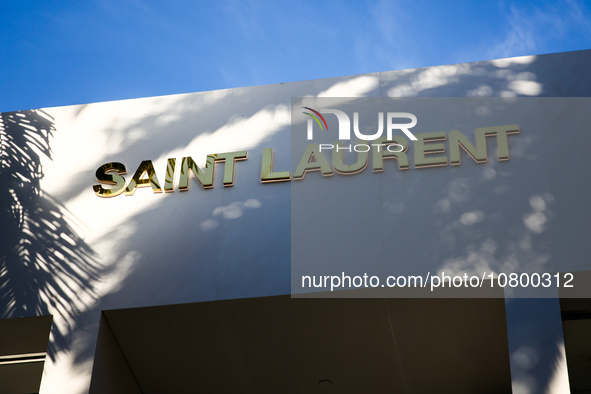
left=302, top=107, right=417, bottom=153
left=302, top=107, right=417, bottom=140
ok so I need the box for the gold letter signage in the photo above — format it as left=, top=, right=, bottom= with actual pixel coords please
left=93, top=126, right=519, bottom=197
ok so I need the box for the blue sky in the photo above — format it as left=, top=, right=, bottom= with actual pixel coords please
left=1, top=0, right=590, bottom=112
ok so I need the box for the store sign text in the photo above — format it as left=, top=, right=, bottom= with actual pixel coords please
left=93, top=125, right=519, bottom=198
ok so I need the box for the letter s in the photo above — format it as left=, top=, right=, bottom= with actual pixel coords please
left=93, top=162, right=127, bottom=198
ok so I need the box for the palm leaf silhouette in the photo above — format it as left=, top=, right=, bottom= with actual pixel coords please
left=0, top=110, right=101, bottom=359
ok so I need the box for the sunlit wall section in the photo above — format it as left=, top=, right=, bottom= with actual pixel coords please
left=0, top=49, right=588, bottom=393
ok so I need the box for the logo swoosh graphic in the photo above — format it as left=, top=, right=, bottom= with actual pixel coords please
left=302, top=107, right=328, bottom=131
left=303, top=112, right=324, bottom=130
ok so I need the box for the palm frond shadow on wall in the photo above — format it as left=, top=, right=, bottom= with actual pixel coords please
left=0, top=110, right=101, bottom=360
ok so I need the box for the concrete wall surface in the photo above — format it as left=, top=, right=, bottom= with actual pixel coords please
left=1, top=49, right=590, bottom=393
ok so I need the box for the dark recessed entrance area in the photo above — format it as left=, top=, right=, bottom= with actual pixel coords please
left=90, top=296, right=512, bottom=394
left=0, top=315, right=53, bottom=394
left=561, top=298, right=591, bottom=394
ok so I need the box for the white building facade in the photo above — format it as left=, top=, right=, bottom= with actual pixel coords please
left=1, top=49, right=591, bottom=393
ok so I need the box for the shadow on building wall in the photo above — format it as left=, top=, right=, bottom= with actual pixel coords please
left=2, top=49, right=589, bottom=392
left=0, top=110, right=101, bottom=360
